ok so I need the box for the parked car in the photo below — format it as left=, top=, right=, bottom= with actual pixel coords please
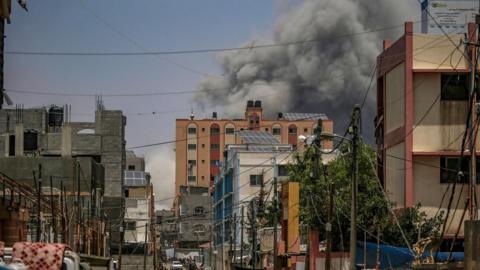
left=171, top=261, right=183, bottom=270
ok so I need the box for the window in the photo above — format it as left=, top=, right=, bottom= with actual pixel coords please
left=124, top=189, right=129, bottom=198
left=211, top=160, right=220, bottom=166
left=188, top=160, right=197, bottom=167
left=288, top=126, right=297, bottom=134
left=210, top=127, right=220, bottom=134
left=202, top=128, right=205, bottom=132
left=440, top=156, right=480, bottom=183
left=8, top=135, right=15, bottom=156
left=278, top=165, right=289, bottom=177
left=188, top=127, right=197, bottom=134
left=128, top=165, right=135, bottom=170
left=125, top=221, right=136, bottom=230
left=194, top=206, right=205, bottom=215
left=441, top=74, right=469, bottom=101
left=202, top=160, right=205, bottom=164
left=225, top=128, right=235, bottom=134
left=211, top=144, right=220, bottom=150
left=202, top=144, right=205, bottom=148
left=188, top=176, right=196, bottom=182
left=250, top=174, right=263, bottom=186
left=272, top=128, right=281, bottom=135
left=304, top=128, right=308, bottom=132
left=188, top=144, right=196, bottom=150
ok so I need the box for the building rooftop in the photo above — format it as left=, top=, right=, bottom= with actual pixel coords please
left=237, top=130, right=279, bottom=144
left=281, top=112, right=327, bottom=121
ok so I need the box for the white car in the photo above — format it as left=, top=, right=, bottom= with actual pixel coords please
left=171, top=261, right=183, bottom=270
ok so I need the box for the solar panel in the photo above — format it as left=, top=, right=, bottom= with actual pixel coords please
left=282, top=113, right=328, bottom=121
left=237, top=130, right=279, bottom=144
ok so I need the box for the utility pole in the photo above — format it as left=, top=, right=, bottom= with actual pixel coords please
left=144, top=222, right=148, bottom=270
left=119, top=220, right=124, bottom=270
left=240, top=205, right=244, bottom=267
left=272, top=154, right=278, bottom=270
left=250, top=201, right=257, bottom=269
left=349, top=106, right=361, bottom=270
left=50, top=176, right=57, bottom=243
left=325, top=167, right=333, bottom=270
left=76, top=161, right=81, bottom=252
left=37, top=164, right=42, bottom=242
left=60, top=181, right=66, bottom=243
left=468, top=23, right=479, bottom=220
left=233, top=213, right=237, bottom=265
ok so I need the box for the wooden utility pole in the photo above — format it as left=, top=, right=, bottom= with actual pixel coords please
left=50, top=176, right=57, bottom=243
left=76, top=161, right=81, bottom=252
left=349, top=106, right=361, bottom=270
left=325, top=168, right=334, bottom=270
left=37, top=164, right=42, bottom=242
left=250, top=201, right=257, bottom=269
left=272, top=154, right=279, bottom=270
left=468, top=26, right=478, bottom=220
left=233, top=213, right=237, bottom=265
left=60, top=181, right=66, bottom=243
left=144, top=222, right=148, bottom=270
left=240, top=205, right=244, bottom=267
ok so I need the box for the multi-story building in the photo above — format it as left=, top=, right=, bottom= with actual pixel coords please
left=155, top=209, right=176, bottom=249
left=0, top=104, right=126, bottom=253
left=177, top=186, right=211, bottom=248
left=376, top=22, right=479, bottom=236
left=123, top=150, right=154, bottom=255
left=175, top=100, right=333, bottom=202
left=213, top=135, right=293, bottom=245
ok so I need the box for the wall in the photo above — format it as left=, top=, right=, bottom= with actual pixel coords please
left=385, top=62, right=405, bottom=133
left=385, top=142, right=405, bottom=207
left=412, top=34, right=468, bottom=70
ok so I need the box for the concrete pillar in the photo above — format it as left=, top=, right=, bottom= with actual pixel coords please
left=61, top=124, right=72, bottom=157
left=465, top=220, right=480, bottom=270
left=14, top=123, right=23, bottom=156
left=3, top=134, right=8, bottom=157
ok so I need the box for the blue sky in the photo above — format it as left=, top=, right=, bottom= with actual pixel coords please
left=4, top=0, right=281, bottom=206
left=5, top=0, right=276, bottom=150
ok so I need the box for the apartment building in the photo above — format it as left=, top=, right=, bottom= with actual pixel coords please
left=376, top=22, right=480, bottom=236
left=123, top=150, right=154, bottom=254
left=175, top=100, right=333, bottom=199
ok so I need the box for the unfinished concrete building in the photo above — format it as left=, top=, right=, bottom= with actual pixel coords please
left=0, top=104, right=126, bottom=254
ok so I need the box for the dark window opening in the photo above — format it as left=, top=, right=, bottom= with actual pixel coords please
left=288, top=127, right=297, bottom=134
left=304, top=128, right=308, bottom=132
left=210, top=127, right=220, bottom=134
left=194, top=206, right=205, bottom=215
left=273, top=128, right=281, bottom=135
left=249, top=174, right=264, bottom=186
left=188, top=176, right=196, bottom=182
left=211, top=160, right=220, bottom=166
left=440, top=156, right=480, bottom=183
left=24, top=131, right=38, bottom=152
left=125, top=221, right=136, bottom=230
left=211, top=144, right=220, bottom=150
left=8, top=135, right=15, bottom=156
left=265, top=128, right=269, bottom=132
left=225, top=128, right=235, bottom=134
left=441, top=74, right=469, bottom=101
left=188, top=144, right=197, bottom=150
left=128, top=165, right=135, bottom=170
left=124, top=189, right=129, bottom=198
left=188, top=127, right=197, bottom=134
left=278, top=165, right=289, bottom=177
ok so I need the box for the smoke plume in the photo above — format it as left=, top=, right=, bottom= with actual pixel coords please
left=194, top=0, right=418, bottom=140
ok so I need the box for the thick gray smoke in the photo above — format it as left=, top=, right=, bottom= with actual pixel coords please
left=194, top=0, right=419, bottom=141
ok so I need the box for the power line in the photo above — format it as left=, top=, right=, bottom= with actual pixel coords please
left=78, top=0, right=215, bottom=78
left=4, top=21, right=421, bottom=57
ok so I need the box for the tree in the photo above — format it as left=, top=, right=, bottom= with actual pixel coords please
left=288, top=141, right=444, bottom=250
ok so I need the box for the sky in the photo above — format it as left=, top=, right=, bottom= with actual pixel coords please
left=3, top=0, right=422, bottom=208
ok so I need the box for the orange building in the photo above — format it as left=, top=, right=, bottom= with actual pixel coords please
left=174, top=100, right=333, bottom=197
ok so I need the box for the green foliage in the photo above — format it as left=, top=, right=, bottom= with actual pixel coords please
left=288, top=141, right=444, bottom=250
